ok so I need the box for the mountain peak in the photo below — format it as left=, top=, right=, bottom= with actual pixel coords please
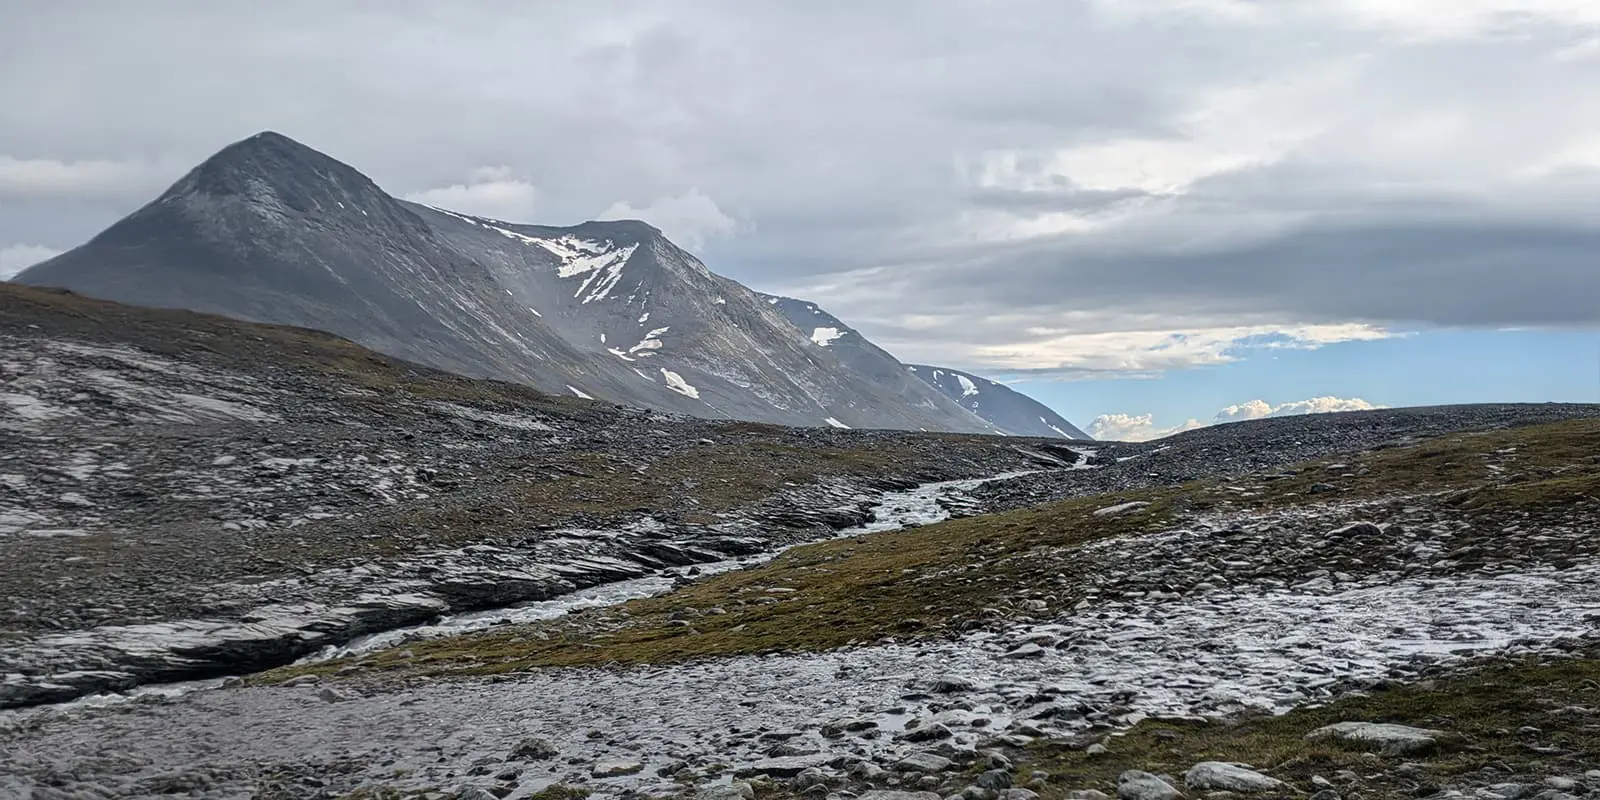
left=159, top=131, right=388, bottom=213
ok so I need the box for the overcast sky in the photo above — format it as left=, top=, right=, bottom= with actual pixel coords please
left=3, top=1, right=1597, bottom=436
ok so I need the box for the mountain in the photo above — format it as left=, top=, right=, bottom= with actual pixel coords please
left=756, top=293, right=1007, bottom=434
left=14, top=131, right=994, bottom=433
left=908, top=364, right=1093, bottom=440
left=756, top=292, right=1090, bottom=439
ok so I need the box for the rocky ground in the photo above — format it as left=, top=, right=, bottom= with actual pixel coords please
left=0, top=288, right=1069, bottom=707
left=2, top=287, right=1599, bottom=800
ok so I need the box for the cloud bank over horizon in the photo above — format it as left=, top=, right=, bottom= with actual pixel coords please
left=1089, top=395, right=1382, bottom=441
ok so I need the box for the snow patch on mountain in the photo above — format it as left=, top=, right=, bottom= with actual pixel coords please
left=810, top=327, right=844, bottom=347
left=824, top=417, right=850, bottom=429
left=659, top=369, right=700, bottom=399
left=628, top=327, right=670, bottom=356
left=956, top=374, right=979, bottom=397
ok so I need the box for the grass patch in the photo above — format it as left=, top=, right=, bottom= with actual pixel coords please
left=1025, top=647, right=1600, bottom=798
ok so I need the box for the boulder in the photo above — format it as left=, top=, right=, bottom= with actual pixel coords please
left=696, top=782, right=756, bottom=800
left=1117, top=770, right=1182, bottom=800
left=1184, top=762, right=1285, bottom=792
left=1305, top=722, right=1442, bottom=756
left=895, top=753, right=956, bottom=773
left=592, top=760, right=645, bottom=777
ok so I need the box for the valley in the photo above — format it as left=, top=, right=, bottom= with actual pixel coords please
left=2, top=283, right=1598, bottom=800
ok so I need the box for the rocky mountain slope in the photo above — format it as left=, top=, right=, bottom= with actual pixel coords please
left=757, top=293, right=1091, bottom=439
left=12, top=131, right=992, bottom=433
left=758, top=293, right=1008, bottom=434
left=907, top=363, right=1091, bottom=440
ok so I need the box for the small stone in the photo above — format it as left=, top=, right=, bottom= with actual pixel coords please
left=317, top=686, right=354, bottom=703
left=975, top=770, right=1013, bottom=791
left=1004, top=792, right=1039, bottom=800
left=1064, top=793, right=1110, bottom=800
left=857, top=793, right=941, bottom=800
left=1117, top=770, right=1182, bottom=800
left=1325, top=522, right=1383, bottom=539
left=895, top=753, right=955, bottom=773
left=509, top=737, right=558, bottom=760
left=1085, top=743, right=1109, bottom=756
left=455, top=787, right=499, bottom=800
left=1184, top=763, right=1285, bottom=793
left=902, top=723, right=954, bottom=742
left=592, top=760, right=644, bottom=777
left=281, top=675, right=321, bottom=688
left=1309, top=791, right=1341, bottom=800
left=932, top=675, right=978, bottom=693
left=1003, top=643, right=1045, bottom=659
left=1094, top=501, right=1151, bottom=517
left=696, top=783, right=756, bottom=800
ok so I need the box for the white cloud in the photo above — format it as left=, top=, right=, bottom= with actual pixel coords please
left=1214, top=395, right=1380, bottom=422
left=0, top=155, right=173, bottom=200
left=1092, top=395, right=1382, bottom=441
left=1088, top=413, right=1206, bottom=442
left=965, top=322, right=1396, bottom=374
left=599, top=188, right=737, bottom=249
left=403, top=166, right=539, bottom=222
left=0, top=243, right=61, bottom=279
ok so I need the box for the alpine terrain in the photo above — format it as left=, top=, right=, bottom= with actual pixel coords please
left=3, top=282, right=1599, bottom=800
left=754, top=294, right=1089, bottom=440
left=11, top=132, right=1025, bottom=435
left=907, top=364, right=1091, bottom=440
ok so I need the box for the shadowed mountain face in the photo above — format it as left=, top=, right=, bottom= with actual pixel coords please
left=14, top=131, right=994, bottom=432
left=908, top=364, right=1092, bottom=440
left=757, top=292, right=1091, bottom=439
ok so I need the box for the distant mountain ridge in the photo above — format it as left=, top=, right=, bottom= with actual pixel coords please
left=757, top=293, right=1091, bottom=439
left=907, top=364, right=1092, bottom=440
left=15, top=131, right=1001, bottom=433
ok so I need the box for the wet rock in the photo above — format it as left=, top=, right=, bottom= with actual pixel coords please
left=1183, top=763, right=1284, bottom=793
left=857, top=793, right=941, bottom=800
left=1117, top=770, right=1182, bottom=800
left=1305, top=722, right=1443, bottom=756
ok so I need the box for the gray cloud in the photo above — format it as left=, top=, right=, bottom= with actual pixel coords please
left=2, top=0, right=1597, bottom=373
